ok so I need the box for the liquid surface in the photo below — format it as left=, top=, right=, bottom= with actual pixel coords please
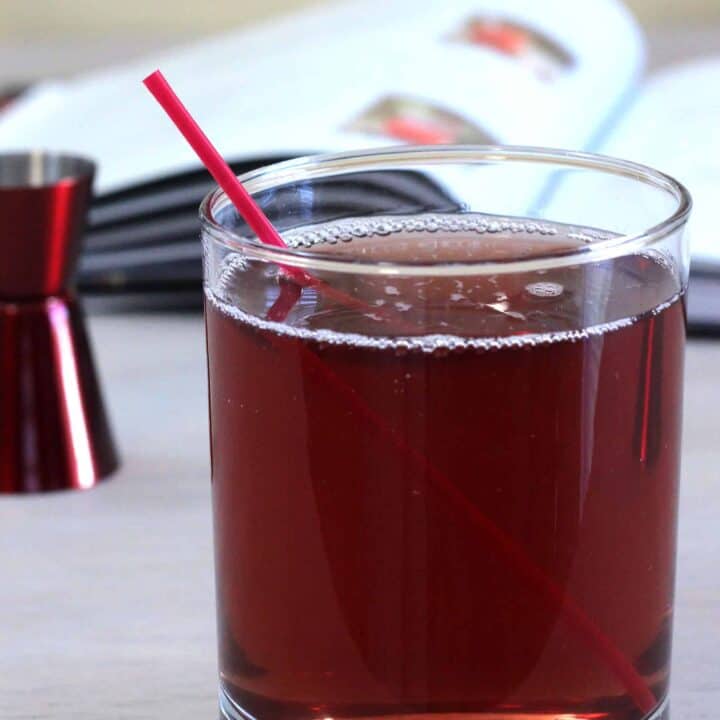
left=213, top=213, right=679, bottom=350
left=206, top=216, right=685, bottom=720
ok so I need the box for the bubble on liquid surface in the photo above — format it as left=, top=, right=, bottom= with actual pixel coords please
left=210, top=214, right=683, bottom=355
left=525, top=282, right=564, bottom=299
left=283, top=213, right=561, bottom=249
left=206, top=283, right=671, bottom=355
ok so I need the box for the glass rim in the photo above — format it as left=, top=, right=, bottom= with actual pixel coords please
left=200, top=145, right=692, bottom=276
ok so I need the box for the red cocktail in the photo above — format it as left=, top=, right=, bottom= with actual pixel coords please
left=201, top=148, right=690, bottom=720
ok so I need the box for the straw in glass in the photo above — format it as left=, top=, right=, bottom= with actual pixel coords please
left=143, top=69, right=657, bottom=715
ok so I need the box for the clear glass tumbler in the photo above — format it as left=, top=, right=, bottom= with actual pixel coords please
left=201, top=146, right=690, bottom=720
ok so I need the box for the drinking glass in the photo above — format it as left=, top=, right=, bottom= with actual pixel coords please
left=201, top=146, right=690, bottom=720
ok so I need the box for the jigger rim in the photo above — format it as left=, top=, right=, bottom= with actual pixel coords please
left=0, top=151, right=95, bottom=190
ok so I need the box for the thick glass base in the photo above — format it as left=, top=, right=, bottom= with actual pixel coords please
left=219, top=688, right=669, bottom=720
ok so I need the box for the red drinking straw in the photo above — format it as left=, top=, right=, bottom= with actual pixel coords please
left=142, top=69, right=657, bottom=715
left=144, top=71, right=285, bottom=249
left=144, top=69, right=410, bottom=323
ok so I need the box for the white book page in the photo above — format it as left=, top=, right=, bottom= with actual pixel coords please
left=601, top=57, right=720, bottom=267
left=0, top=0, right=642, bottom=195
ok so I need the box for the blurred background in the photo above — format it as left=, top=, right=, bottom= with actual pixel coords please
left=2, top=0, right=720, bottom=80
left=2, top=0, right=719, bottom=313
left=1, top=3, right=718, bottom=719
left=3, top=0, right=720, bottom=35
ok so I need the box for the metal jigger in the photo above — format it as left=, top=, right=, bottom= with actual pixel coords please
left=0, top=152, right=118, bottom=493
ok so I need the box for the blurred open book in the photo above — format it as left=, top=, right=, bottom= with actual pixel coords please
left=1, top=0, right=718, bottom=327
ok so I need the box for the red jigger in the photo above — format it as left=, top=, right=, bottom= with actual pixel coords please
left=0, top=152, right=118, bottom=493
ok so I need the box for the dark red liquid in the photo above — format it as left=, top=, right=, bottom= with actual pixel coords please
left=206, top=226, right=684, bottom=720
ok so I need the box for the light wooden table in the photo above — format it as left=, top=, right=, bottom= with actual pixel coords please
left=1, top=313, right=719, bottom=720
